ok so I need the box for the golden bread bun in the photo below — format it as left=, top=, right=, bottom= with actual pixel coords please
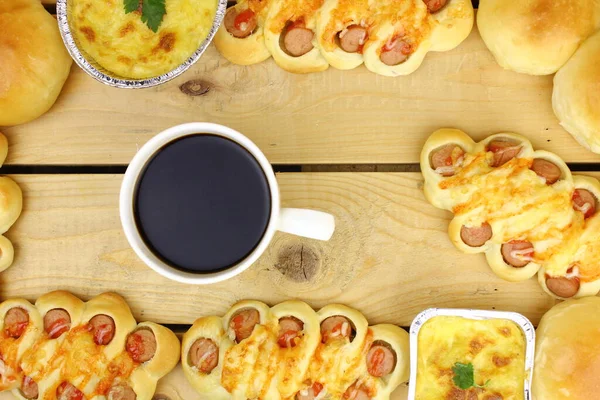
left=553, top=30, right=600, bottom=153
left=0, top=0, right=72, bottom=126
left=477, top=0, right=600, bottom=75
left=533, top=297, right=600, bottom=400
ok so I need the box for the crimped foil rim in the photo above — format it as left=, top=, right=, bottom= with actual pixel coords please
left=408, top=308, right=535, bottom=400
left=56, top=0, right=227, bottom=89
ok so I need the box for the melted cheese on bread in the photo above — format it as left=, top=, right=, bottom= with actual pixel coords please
left=70, top=0, right=218, bottom=79
left=183, top=301, right=410, bottom=400
left=416, top=316, right=526, bottom=400
left=0, top=292, right=179, bottom=400
left=421, top=128, right=600, bottom=298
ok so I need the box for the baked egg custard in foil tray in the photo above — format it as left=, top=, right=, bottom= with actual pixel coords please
left=409, top=308, right=535, bottom=400
left=57, top=0, right=226, bottom=88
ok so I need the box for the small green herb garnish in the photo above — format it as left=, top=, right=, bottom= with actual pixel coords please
left=124, top=0, right=166, bottom=33
left=452, top=362, right=491, bottom=390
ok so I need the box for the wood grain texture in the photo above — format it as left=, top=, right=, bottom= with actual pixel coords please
left=1, top=172, right=584, bottom=327
left=4, top=23, right=600, bottom=165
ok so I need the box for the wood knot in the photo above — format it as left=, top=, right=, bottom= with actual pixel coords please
left=275, top=244, right=320, bottom=283
left=179, top=79, right=211, bottom=96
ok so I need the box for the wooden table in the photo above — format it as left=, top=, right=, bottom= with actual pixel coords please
left=2, top=4, right=600, bottom=399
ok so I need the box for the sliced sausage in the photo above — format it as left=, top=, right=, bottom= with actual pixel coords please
left=88, top=314, right=115, bottom=346
left=282, top=23, right=315, bottom=57
left=488, top=140, right=521, bottom=167
left=573, top=189, right=597, bottom=218
left=278, top=316, right=304, bottom=348
left=380, top=38, right=412, bottom=66
left=320, top=315, right=353, bottom=343
left=107, top=384, right=136, bottom=400
left=57, top=382, right=86, bottom=400
left=430, top=144, right=465, bottom=176
left=4, top=308, right=29, bottom=338
left=339, top=25, right=368, bottom=53
left=189, top=338, right=219, bottom=373
left=460, top=223, right=492, bottom=247
left=546, top=275, right=580, bottom=298
left=21, top=376, right=38, bottom=399
left=501, top=240, right=534, bottom=268
left=531, top=159, right=561, bottom=184
left=343, top=383, right=370, bottom=400
left=126, top=328, right=157, bottom=363
left=224, top=8, right=257, bottom=39
left=229, top=308, right=260, bottom=342
left=44, top=308, right=71, bottom=339
left=296, top=382, right=324, bottom=400
left=424, top=0, right=448, bottom=13
left=366, top=341, right=396, bottom=377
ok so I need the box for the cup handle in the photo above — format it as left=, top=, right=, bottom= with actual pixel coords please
left=276, top=208, right=335, bottom=241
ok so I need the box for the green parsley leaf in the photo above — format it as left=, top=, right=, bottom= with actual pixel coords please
left=141, top=0, right=166, bottom=32
left=124, top=0, right=139, bottom=14
left=452, top=362, right=491, bottom=390
left=452, top=362, right=475, bottom=389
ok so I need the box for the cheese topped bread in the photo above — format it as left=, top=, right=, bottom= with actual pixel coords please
left=215, top=0, right=473, bottom=75
left=421, top=128, right=600, bottom=299
left=0, top=291, right=179, bottom=400
left=182, top=300, right=410, bottom=400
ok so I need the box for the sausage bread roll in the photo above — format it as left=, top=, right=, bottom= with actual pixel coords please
left=0, top=299, right=43, bottom=393
left=182, top=316, right=232, bottom=400
left=270, top=300, right=320, bottom=398
left=362, top=0, right=433, bottom=77
left=213, top=0, right=273, bottom=65
left=421, top=128, right=600, bottom=299
left=553, top=30, right=600, bottom=154
left=182, top=300, right=410, bottom=400
left=533, top=297, right=600, bottom=400
left=426, top=0, right=473, bottom=53
left=315, top=0, right=372, bottom=70
left=264, top=0, right=329, bottom=73
left=0, top=291, right=179, bottom=400
left=477, top=0, right=600, bottom=75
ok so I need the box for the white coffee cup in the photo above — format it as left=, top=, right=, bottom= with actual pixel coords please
left=120, top=122, right=335, bottom=284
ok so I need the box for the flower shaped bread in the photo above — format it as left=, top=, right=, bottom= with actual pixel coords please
left=0, top=291, right=179, bottom=400
left=421, top=129, right=600, bottom=300
left=214, top=0, right=473, bottom=76
left=182, top=300, right=410, bottom=400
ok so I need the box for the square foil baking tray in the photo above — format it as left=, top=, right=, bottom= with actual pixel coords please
left=408, top=308, right=535, bottom=400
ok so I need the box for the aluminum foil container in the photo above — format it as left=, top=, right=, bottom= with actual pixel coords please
left=408, top=308, right=535, bottom=400
left=56, top=0, right=227, bottom=88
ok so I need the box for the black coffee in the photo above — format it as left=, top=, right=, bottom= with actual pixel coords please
left=134, top=134, right=272, bottom=273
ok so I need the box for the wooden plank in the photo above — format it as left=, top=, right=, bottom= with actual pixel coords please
left=5, top=24, right=600, bottom=165
left=0, top=172, right=580, bottom=326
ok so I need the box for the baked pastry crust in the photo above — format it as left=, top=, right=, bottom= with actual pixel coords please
left=182, top=300, right=410, bottom=399
left=0, top=291, right=179, bottom=400
left=217, top=0, right=474, bottom=75
left=263, top=0, right=329, bottom=73
left=477, top=0, right=600, bottom=75
left=421, top=128, right=600, bottom=299
left=533, top=297, right=600, bottom=400
left=0, top=0, right=72, bottom=126
left=213, top=0, right=273, bottom=65
left=553, top=30, right=600, bottom=154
